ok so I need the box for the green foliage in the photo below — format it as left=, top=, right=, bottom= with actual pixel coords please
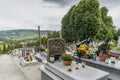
left=61, top=5, right=76, bottom=42
left=117, top=28, right=120, bottom=36
left=0, top=45, right=3, bottom=51
left=109, top=43, right=116, bottom=50
left=99, top=7, right=116, bottom=41
left=106, top=29, right=113, bottom=41
left=0, top=45, right=2, bottom=54
left=62, top=0, right=102, bottom=42
left=62, top=53, right=73, bottom=61
left=2, top=44, right=7, bottom=54
left=41, top=37, right=47, bottom=45
left=61, top=0, right=116, bottom=42
left=0, top=29, right=52, bottom=39
left=47, top=31, right=60, bottom=39
left=27, top=41, right=38, bottom=47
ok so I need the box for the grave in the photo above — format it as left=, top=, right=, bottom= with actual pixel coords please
left=40, top=61, right=109, bottom=80
left=39, top=38, right=109, bottom=80
left=35, top=38, right=65, bottom=62
left=47, top=38, right=65, bottom=61
left=75, top=56, right=120, bottom=80
left=19, top=47, right=38, bottom=66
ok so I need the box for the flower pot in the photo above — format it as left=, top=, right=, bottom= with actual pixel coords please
left=62, top=60, right=72, bottom=65
left=99, top=56, right=106, bottom=61
left=99, top=54, right=107, bottom=61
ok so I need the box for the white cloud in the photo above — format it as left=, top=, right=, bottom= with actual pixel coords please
left=0, top=0, right=119, bottom=31
left=0, top=0, right=70, bottom=31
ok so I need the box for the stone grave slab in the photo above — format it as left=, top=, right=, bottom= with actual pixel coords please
left=40, top=61, right=109, bottom=80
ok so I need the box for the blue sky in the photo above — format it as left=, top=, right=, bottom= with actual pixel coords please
left=0, top=0, right=119, bottom=31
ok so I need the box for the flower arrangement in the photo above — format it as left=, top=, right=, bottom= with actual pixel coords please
left=62, top=53, right=73, bottom=61
left=108, top=52, right=119, bottom=59
left=86, top=48, right=94, bottom=59
left=62, top=53, right=73, bottom=65
left=77, top=44, right=88, bottom=57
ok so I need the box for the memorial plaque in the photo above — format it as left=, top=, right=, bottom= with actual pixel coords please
left=47, top=38, right=65, bottom=61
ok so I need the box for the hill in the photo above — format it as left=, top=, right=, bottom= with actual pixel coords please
left=0, top=29, right=52, bottom=41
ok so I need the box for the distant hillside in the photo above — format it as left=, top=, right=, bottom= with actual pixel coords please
left=0, top=29, right=52, bottom=41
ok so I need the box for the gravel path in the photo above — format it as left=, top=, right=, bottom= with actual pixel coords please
left=0, top=54, right=27, bottom=80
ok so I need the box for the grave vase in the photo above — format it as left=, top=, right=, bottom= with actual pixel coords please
left=62, top=60, right=72, bottom=65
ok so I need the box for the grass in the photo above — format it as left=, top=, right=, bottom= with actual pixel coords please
left=12, top=35, right=38, bottom=41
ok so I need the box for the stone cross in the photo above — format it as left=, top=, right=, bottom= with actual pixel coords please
left=47, top=38, right=65, bottom=61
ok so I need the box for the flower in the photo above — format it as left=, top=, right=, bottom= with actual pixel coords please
left=62, top=53, right=73, bottom=61
left=77, top=44, right=87, bottom=54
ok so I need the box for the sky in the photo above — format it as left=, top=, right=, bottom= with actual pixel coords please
left=0, top=0, right=120, bottom=31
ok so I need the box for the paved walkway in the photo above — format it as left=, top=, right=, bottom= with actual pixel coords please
left=12, top=56, right=41, bottom=80
left=0, top=54, right=27, bottom=80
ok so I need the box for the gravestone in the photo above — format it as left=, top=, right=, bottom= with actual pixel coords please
left=47, top=38, right=65, bottom=61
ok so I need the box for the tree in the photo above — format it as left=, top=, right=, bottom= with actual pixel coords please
left=61, top=5, right=76, bottom=42
left=61, top=0, right=102, bottom=42
left=100, top=7, right=116, bottom=41
left=47, top=31, right=60, bottom=39
left=0, top=48, right=1, bottom=54
left=61, top=0, right=116, bottom=42
left=41, top=37, right=47, bottom=45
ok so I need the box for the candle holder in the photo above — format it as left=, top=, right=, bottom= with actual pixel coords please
left=75, top=62, right=79, bottom=70
left=67, top=65, right=72, bottom=71
left=82, top=62, right=86, bottom=68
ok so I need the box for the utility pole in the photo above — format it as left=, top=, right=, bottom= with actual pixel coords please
left=38, top=26, right=41, bottom=47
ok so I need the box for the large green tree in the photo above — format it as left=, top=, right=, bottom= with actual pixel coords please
left=61, top=5, right=76, bottom=42
left=62, top=0, right=102, bottom=42
left=100, top=7, right=115, bottom=41
left=61, top=0, right=116, bottom=42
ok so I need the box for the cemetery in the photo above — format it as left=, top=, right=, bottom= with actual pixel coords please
left=19, top=47, right=38, bottom=66
left=0, top=0, right=120, bottom=80
left=31, top=37, right=120, bottom=80
left=7, top=37, right=120, bottom=80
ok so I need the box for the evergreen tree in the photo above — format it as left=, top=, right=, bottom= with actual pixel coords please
left=61, top=5, right=76, bottom=42
left=62, top=0, right=102, bottom=42
left=61, top=0, right=116, bottom=42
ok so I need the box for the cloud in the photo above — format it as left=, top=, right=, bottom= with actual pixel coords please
left=42, top=0, right=78, bottom=7
left=0, top=0, right=119, bottom=31
left=0, top=0, right=67, bottom=31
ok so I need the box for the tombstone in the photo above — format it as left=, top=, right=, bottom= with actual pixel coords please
left=47, top=38, right=65, bottom=61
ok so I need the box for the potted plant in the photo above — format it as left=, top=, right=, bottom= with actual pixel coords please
left=98, top=43, right=109, bottom=61
left=99, top=53, right=108, bottom=61
left=86, top=51, right=94, bottom=59
left=77, top=44, right=87, bottom=58
left=62, top=53, right=73, bottom=65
